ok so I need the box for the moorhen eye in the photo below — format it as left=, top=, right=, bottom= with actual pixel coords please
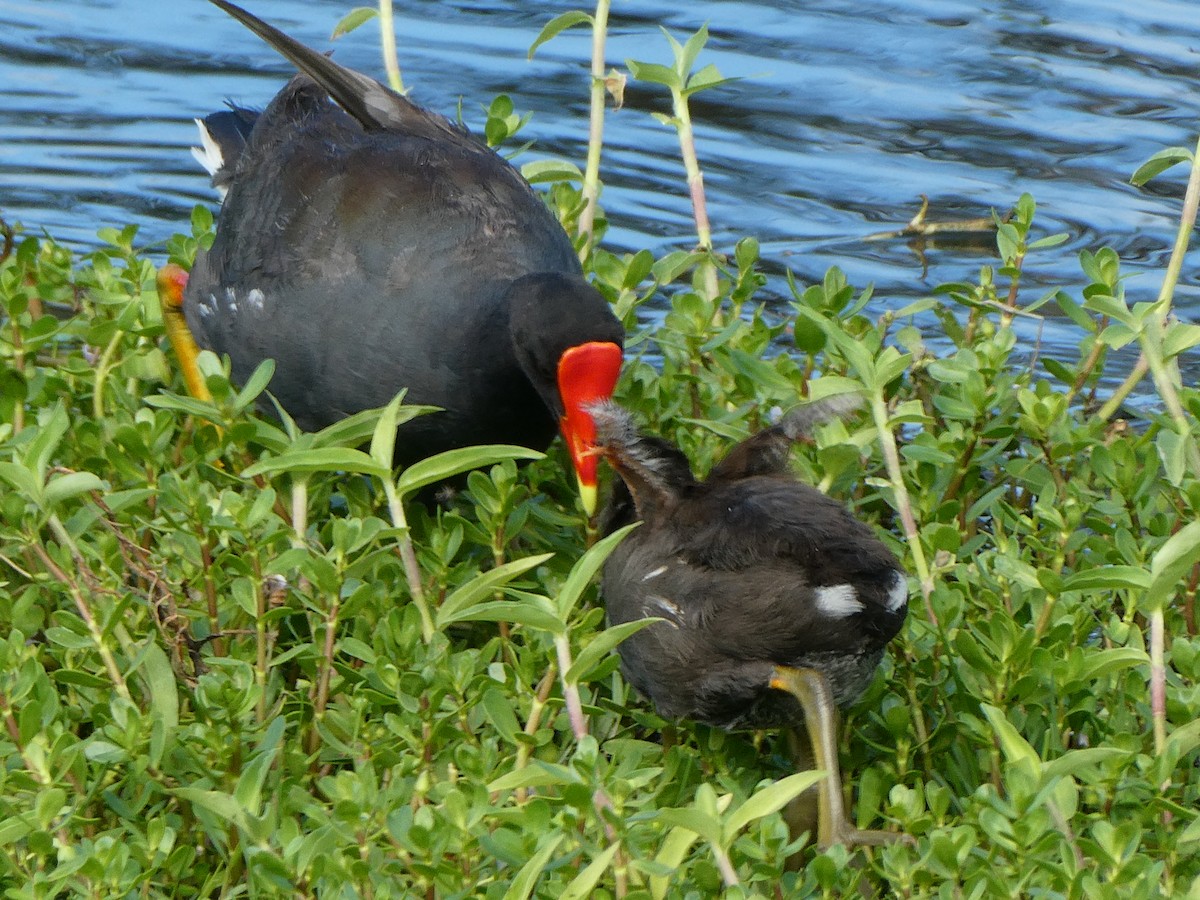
left=157, top=0, right=623, bottom=513
left=592, top=396, right=911, bottom=849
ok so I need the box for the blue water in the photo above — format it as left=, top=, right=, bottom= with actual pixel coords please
left=2, top=0, right=1198, bottom=379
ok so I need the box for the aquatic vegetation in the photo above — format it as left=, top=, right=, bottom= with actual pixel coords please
left=0, top=8, right=1198, bottom=898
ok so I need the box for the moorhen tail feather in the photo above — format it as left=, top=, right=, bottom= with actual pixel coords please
left=174, top=1, right=623, bottom=509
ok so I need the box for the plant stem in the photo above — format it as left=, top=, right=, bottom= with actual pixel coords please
left=384, top=480, right=434, bottom=641
left=377, top=0, right=404, bottom=93
left=554, top=634, right=588, bottom=740
left=552, top=633, right=628, bottom=897
left=711, top=843, right=740, bottom=888
left=91, top=328, right=123, bottom=421
left=577, top=0, right=611, bottom=258
left=868, top=394, right=936, bottom=625
left=1149, top=606, right=1166, bottom=755
left=307, top=592, right=340, bottom=755
left=670, top=88, right=719, bottom=303
left=40, top=517, right=132, bottom=703
left=514, top=664, right=557, bottom=803
left=1139, top=132, right=1200, bottom=475
left=1097, top=354, right=1149, bottom=421
left=291, top=477, right=309, bottom=549
left=10, top=317, right=24, bottom=434
left=199, top=536, right=224, bottom=656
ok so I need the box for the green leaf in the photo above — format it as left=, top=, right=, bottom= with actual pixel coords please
left=723, top=349, right=795, bottom=393
left=395, top=445, right=543, bottom=498
left=723, top=770, right=826, bottom=841
left=649, top=827, right=701, bottom=900
left=84, top=740, right=126, bottom=763
left=1131, top=146, right=1194, bottom=186
left=140, top=641, right=179, bottom=731
left=143, top=392, right=224, bottom=424
left=1027, top=232, right=1071, bottom=251
left=42, top=471, right=105, bottom=508
left=626, top=59, right=681, bottom=89
left=1165, top=718, right=1200, bottom=761
left=565, top=617, right=660, bottom=684
left=982, top=703, right=1040, bottom=772
left=369, top=392, right=408, bottom=471
left=676, top=23, right=709, bottom=78
left=528, top=10, right=592, bottom=59
left=652, top=250, right=705, bottom=283
left=241, top=447, right=389, bottom=479
left=561, top=844, right=620, bottom=900
left=807, top=376, right=866, bottom=404
left=1053, top=291, right=1097, bottom=332
left=0, top=461, right=43, bottom=504
left=651, top=807, right=723, bottom=847
left=232, top=359, right=275, bottom=411
left=1097, top=321, right=1137, bottom=350
left=521, top=159, right=585, bottom=184
left=1060, top=566, right=1151, bottom=592
left=314, top=403, right=423, bottom=449
left=442, top=598, right=564, bottom=634
left=235, top=717, right=286, bottom=816
left=436, top=554, right=554, bottom=629
left=874, top=346, right=913, bottom=386
left=554, top=523, right=639, bottom=621
left=27, top=401, right=70, bottom=482
left=1163, top=323, right=1200, bottom=359
left=45, top=627, right=93, bottom=650
left=331, top=7, right=377, bottom=39
left=684, top=63, right=736, bottom=96
left=0, top=815, right=33, bottom=848
left=339, top=637, right=376, bottom=665
left=1042, top=747, right=1130, bottom=781
left=490, top=762, right=578, bottom=793
left=1147, top=519, right=1200, bottom=610
left=1082, top=293, right=1134, bottom=327
left=172, top=787, right=246, bottom=828
left=481, top=688, right=523, bottom=746
left=503, top=834, right=566, bottom=900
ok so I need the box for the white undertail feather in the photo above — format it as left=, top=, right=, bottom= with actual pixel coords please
left=191, top=119, right=225, bottom=177
left=648, top=595, right=684, bottom=628
left=886, top=570, right=909, bottom=612
left=641, top=564, right=668, bottom=582
left=815, top=584, right=864, bottom=617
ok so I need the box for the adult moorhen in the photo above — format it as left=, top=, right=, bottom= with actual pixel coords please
left=592, top=397, right=910, bottom=849
left=157, top=0, right=623, bottom=512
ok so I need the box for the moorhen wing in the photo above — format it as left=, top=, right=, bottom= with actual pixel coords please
left=592, top=397, right=910, bottom=849
left=157, top=0, right=623, bottom=512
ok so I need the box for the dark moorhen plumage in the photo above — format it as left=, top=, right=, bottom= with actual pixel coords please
left=592, top=397, right=910, bottom=848
left=158, top=0, right=623, bottom=511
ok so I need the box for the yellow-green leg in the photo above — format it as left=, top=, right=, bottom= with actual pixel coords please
left=156, top=263, right=213, bottom=403
left=770, top=666, right=908, bottom=850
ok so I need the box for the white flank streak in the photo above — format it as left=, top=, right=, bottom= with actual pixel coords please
left=649, top=596, right=683, bottom=628
left=223, top=287, right=237, bottom=315
left=190, top=118, right=224, bottom=176
left=641, top=565, right=668, bottom=582
left=247, top=288, right=265, bottom=312
left=815, top=584, right=863, bottom=618
left=886, top=571, right=909, bottom=611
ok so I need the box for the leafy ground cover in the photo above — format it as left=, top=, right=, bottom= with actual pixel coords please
left=2, top=10, right=1200, bottom=900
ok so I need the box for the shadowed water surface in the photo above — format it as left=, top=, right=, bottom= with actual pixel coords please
left=2, top=0, right=1198, bottom=385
